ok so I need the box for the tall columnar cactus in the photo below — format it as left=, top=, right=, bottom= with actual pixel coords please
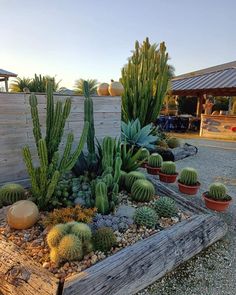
left=23, top=81, right=89, bottom=209
left=95, top=181, right=109, bottom=214
left=83, top=80, right=96, bottom=164
left=102, top=136, right=115, bottom=171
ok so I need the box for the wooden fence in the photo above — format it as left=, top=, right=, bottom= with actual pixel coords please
left=0, top=92, right=121, bottom=185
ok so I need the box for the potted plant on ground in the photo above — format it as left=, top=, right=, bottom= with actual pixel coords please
left=138, top=148, right=150, bottom=168
left=202, top=182, right=232, bottom=212
left=146, top=153, right=163, bottom=175
left=159, top=161, right=178, bottom=183
left=178, top=167, right=201, bottom=195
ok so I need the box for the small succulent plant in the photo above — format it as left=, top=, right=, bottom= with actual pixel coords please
left=93, top=227, right=116, bottom=253
left=131, top=179, right=155, bottom=202
left=148, top=153, right=163, bottom=168
left=179, top=167, right=198, bottom=186
left=58, top=234, right=83, bottom=261
left=161, top=161, right=176, bottom=175
left=134, top=206, right=157, bottom=228
left=153, top=197, right=177, bottom=218
left=208, top=182, right=230, bottom=201
left=91, top=214, right=133, bottom=233
left=167, top=137, right=180, bottom=149
left=0, top=183, right=25, bottom=206
left=125, top=171, right=146, bottom=192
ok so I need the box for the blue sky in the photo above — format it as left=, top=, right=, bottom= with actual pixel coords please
left=1, top=0, right=236, bottom=88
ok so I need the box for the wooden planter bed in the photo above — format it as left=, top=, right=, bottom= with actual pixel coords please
left=0, top=178, right=227, bottom=295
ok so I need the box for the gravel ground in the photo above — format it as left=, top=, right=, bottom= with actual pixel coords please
left=137, top=138, right=236, bottom=295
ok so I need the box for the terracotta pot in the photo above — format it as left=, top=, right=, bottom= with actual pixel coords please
left=141, top=162, right=147, bottom=168
left=178, top=181, right=201, bottom=195
left=159, top=172, right=178, bottom=183
left=146, top=165, right=161, bottom=175
left=202, top=192, right=232, bottom=212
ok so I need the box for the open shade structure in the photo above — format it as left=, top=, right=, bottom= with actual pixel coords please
left=0, top=69, right=17, bottom=92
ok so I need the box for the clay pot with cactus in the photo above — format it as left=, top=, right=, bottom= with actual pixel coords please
left=202, top=182, right=232, bottom=212
left=159, top=161, right=178, bottom=183
left=146, top=153, right=163, bottom=175
left=178, top=167, right=201, bottom=195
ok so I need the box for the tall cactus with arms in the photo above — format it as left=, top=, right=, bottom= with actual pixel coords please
left=23, top=81, right=89, bottom=209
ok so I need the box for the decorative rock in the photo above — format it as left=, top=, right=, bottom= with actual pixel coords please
left=115, top=205, right=136, bottom=219
left=7, top=200, right=39, bottom=229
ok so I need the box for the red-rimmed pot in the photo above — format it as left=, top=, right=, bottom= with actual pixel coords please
left=159, top=172, right=178, bottom=183
left=141, top=162, right=147, bottom=168
left=178, top=181, right=201, bottom=195
left=202, top=192, right=232, bottom=212
left=146, top=165, right=161, bottom=175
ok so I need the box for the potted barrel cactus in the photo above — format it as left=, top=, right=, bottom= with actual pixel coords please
left=138, top=148, right=150, bottom=168
left=178, top=167, right=201, bottom=195
left=146, top=153, right=163, bottom=175
left=202, top=182, right=232, bottom=212
left=159, top=161, right=178, bottom=183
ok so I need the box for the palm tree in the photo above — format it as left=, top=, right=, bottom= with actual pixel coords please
left=74, top=79, right=98, bottom=95
left=10, top=77, right=31, bottom=92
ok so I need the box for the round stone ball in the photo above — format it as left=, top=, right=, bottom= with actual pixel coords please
left=7, top=200, right=39, bottom=230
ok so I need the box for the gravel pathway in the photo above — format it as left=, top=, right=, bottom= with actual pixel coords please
left=137, top=138, right=236, bottom=295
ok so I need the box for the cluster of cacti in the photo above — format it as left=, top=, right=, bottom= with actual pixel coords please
left=148, top=153, right=163, bottom=168
left=47, top=222, right=93, bottom=263
left=134, top=206, right=157, bottom=228
left=0, top=183, right=25, bottom=207
left=179, top=168, right=198, bottom=186
left=138, top=148, right=150, bottom=161
left=121, top=38, right=169, bottom=127
left=161, top=161, right=176, bottom=175
left=92, top=227, right=116, bottom=253
left=167, top=137, right=180, bottom=149
left=131, top=179, right=155, bottom=202
left=208, top=183, right=228, bottom=200
left=125, top=171, right=146, bottom=192
left=22, top=81, right=89, bottom=209
left=153, top=197, right=177, bottom=218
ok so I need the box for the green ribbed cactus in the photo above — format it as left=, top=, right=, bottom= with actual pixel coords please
left=153, top=197, right=177, bottom=218
left=93, top=227, right=116, bottom=253
left=0, top=183, right=25, bottom=206
left=167, top=137, right=180, bottom=149
left=134, top=206, right=157, bottom=228
left=179, top=168, right=198, bottom=186
left=138, top=148, right=150, bottom=161
left=102, top=136, right=115, bottom=171
left=84, top=80, right=96, bottom=165
left=23, top=81, right=89, bottom=209
left=119, top=170, right=127, bottom=188
left=148, top=153, right=163, bottom=168
left=95, top=181, right=109, bottom=214
left=58, top=234, right=83, bottom=261
left=125, top=171, right=146, bottom=192
left=70, top=222, right=92, bottom=242
left=209, top=183, right=227, bottom=200
left=161, top=161, right=176, bottom=175
left=131, top=179, right=155, bottom=202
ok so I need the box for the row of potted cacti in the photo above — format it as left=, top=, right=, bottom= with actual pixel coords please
left=138, top=149, right=232, bottom=212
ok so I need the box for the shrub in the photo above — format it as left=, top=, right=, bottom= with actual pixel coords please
left=0, top=183, right=25, bottom=206
left=179, top=168, right=198, bottom=186
left=161, top=161, right=176, bottom=175
left=134, top=206, right=157, bottom=228
left=125, top=171, right=146, bottom=192
left=93, top=227, right=116, bottom=253
left=153, top=197, right=177, bottom=218
left=131, top=179, right=155, bottom=202
left=148, top=153, right=163, bottom=168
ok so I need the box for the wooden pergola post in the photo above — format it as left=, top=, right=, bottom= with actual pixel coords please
left=196, top=93, right=204, bottom=117
left=4, top=77, right=9, bottom=92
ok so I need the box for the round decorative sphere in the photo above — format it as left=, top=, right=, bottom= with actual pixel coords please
left=97, top=83, right=109, bottom=96
left=108, top=81, right=124, bottom=96
left=7, top=200, right=39, bottom=229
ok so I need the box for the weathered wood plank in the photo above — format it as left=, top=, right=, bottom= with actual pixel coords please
left=63, top=214, right=227, bottom=295
left=0, top=238, right=59, bottom=295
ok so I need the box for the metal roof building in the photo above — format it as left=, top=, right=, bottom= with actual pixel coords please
left=0, top=68, right=17, bottom=92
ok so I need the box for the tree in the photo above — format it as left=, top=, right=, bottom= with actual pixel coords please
left=74, top=79, right=98, bottom=95
left=10, top=77, right=31, bottom=92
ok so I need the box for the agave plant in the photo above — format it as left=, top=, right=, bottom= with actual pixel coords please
left=120, top=143, right=143, bottom=172
left=121, top=118, right=159, bottom=150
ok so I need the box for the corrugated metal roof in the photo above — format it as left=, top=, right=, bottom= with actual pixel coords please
left=172, top=68, right=236, bottom=91
left=0, top=69, right=17, bottom=77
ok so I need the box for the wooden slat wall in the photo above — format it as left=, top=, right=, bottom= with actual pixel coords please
left=0, top=93, right=121, bottom=184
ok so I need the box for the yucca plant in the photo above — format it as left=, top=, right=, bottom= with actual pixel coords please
left=121, top=118, right=159, bottom=150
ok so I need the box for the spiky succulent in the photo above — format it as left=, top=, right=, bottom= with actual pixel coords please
left=58, top=234, right=83, bottom=261
left=134, top=206, right=157, bottom=228
left=161, top=161, right=176, bottom=175
left=70, top=222, right=92, bottom=242
left=47, top=224, right=68, bottom=248
left=0, top=183, right=25, bottom=206
left=153, top=197, right=177, bottom=218
left=93, top=227, right=116, bottom=253
left=138, top=148, right=150, bottom=161
left=131, top=179, right=155, bottom=202
left=167, top=137, right=180, bottom=149
left=50, top=247, right=60, bottom=264
left=208, top=182, right=229, bottom=200
left=125, top=171, right=146, bottom=192
left=148, top=153, right=163, bottom=168
left=179, top=167, right=198, bottom=186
